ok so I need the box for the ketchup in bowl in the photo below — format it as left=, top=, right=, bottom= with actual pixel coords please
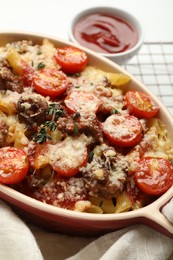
left=73, top=13, right=138, bottom=54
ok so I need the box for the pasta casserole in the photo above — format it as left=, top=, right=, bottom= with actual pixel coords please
left=0, top=39, right=173, bottom=214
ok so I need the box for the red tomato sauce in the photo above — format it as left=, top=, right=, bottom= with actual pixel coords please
left=73, top=13, right=138, bottom=54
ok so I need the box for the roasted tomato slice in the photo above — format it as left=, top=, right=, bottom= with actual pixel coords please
left=51, top=137, right=88, bottom=177
left=32, top=68, right=68, bottom=97
left=64, top=90, right=101, bottom=115
left=30, top=136, right=88, bottom=177
left=134, top=157, right=173, bottom=195
left=102, top=114, right=142, bottom=147
left=124, top=91, right=159, bottom=118
left=0, top=147, right=29, bottom=184
left=54, top=46, right=88, bottom=74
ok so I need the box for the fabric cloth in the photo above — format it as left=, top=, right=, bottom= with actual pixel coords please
left=66, top=225, right=173, bottom=260
left=1, top=199, right=173, bottom=260
left=0, top=200, right=43, bottom=260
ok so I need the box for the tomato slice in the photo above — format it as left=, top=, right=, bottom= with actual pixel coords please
left=64, top=90, right=101, bottom=115
left=50, top=137, right=88, bottom=177
left=102, top=114, right=142, bottom=147
left=30, top=136, right=88, bottom=177
left=32, top=68, right=68, bottom=97
left=125, top=91, right=159, bottom=118
left=54, top=46, right=88, bottom=74
left=134, top=157, right=173, bottom=195
left=64, top=91, right=101, bottom=115
left=0, top=147, right=29, bottom=184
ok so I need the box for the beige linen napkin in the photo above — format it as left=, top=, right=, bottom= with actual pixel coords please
left=33, top=199, right=173, bottom=260
left=66, top=200, right=173, bottom=260
left=0, top=200, right=43, bottom=260
left=1, top=198, right=173, bottom=260
left=66, top=225, right=173, bottom=260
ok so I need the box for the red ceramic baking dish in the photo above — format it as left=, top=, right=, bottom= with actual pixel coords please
left=0, top=32, right=173, bottom=238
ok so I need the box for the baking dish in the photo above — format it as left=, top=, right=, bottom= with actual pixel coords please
left=0, top=32, right=173, bottom=238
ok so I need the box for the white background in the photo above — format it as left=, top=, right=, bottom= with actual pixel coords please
left=0, top=0, right=173, bottom=42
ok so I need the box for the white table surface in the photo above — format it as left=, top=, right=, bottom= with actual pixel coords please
left=0, top=0, right=173, bottom=42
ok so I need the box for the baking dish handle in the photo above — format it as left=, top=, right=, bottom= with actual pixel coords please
left=142, top=197, right=173, bottom=239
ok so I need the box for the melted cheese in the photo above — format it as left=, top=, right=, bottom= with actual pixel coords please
left=49, top=134, right=92, bottom=172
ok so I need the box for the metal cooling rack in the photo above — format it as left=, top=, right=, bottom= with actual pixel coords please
left=123, top=42, right=173, bottom=116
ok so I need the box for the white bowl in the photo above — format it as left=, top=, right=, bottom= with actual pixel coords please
left=68, top=6, right=144, bottom=65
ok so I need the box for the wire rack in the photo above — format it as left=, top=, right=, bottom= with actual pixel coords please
left=123, top=42, right=173, bottom=116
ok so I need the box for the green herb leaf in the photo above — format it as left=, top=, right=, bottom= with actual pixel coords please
left=37, top=62, right=46, bottom=69
left=55, top=108, right=64, bottom=118
left=47, top=103, right=56, bottom=115
left=73, top=123, right=78, bottom=135
left=88, top=151, right=94, bottom=162
left=112, top=108, right=120, bottom=114
left=37, top=51, right=42, bottom=55
left=33, top=103, right=64, bottom=144
left=47, top=103, right=64, bottom=119
left=43, top=121, right=56, bottom=131
left=33, top=127, right=52, bottom=144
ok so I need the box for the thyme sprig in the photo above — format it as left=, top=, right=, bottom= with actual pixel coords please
left=42, top=121, right=56, bottom=131
left=33, top=127, right=52, bottom=144
left=47, top=103, right=64, bottom=120
left=33, top=103, right=64, bottom=144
